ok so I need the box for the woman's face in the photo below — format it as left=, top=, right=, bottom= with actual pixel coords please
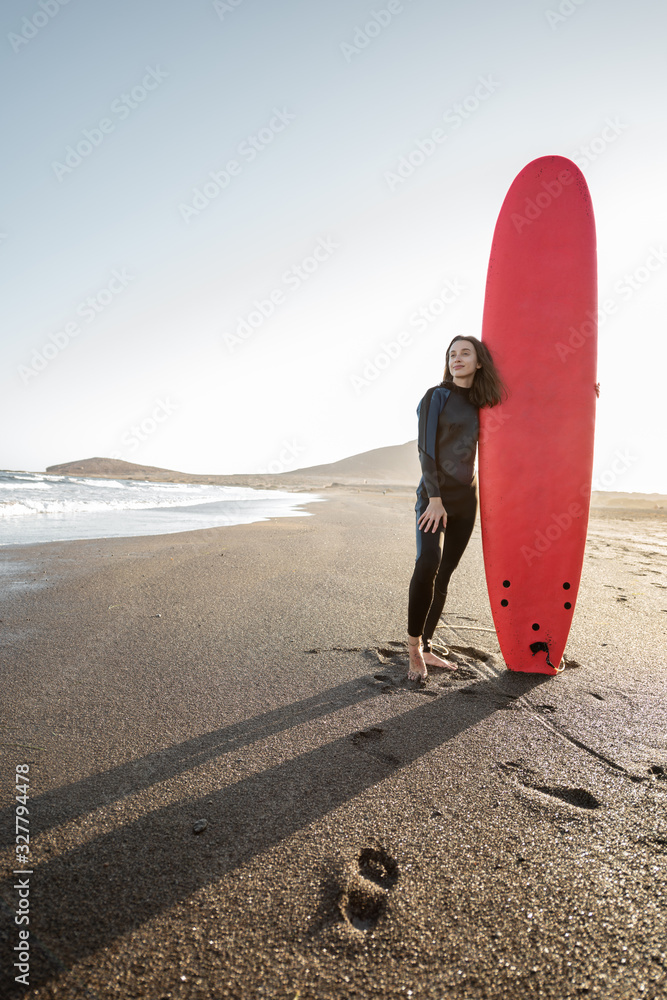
left=448, top=339, right=481, bottom=382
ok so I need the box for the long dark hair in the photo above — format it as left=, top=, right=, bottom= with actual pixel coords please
left=442, top=335, right=506, bottom=408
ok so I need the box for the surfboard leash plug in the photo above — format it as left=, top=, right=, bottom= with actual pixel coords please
left=529, top=640, right=555, bottom=669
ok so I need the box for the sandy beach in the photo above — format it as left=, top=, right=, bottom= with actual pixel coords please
left=1, top=483, right=667, bottom=999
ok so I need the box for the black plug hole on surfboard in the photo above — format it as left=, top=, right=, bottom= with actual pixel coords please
left=502, top=580, right=510, bottom=588
left=501, top=599, right=509, bottom=607
left=530, top=641, right=555, bottom=668
left=564, top=602, right=572, bottom=609
left=532, top=623, right=540, bottom=631
left=563, top=582, right=571, bottom=590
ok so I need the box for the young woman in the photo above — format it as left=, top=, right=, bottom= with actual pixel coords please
left=407, top=335, right=506, bottom=681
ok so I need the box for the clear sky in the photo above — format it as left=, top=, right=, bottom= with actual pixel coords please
left=2, top=0, right=666, bottom=492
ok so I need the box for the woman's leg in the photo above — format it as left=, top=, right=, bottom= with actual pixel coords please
left=407, top=500, right=444, bottom=639
left=421, top=511, right=476, bottom=653
left=407, top=498, right=448, bottom=680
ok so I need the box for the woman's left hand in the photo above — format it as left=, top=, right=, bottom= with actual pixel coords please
left=418, top=497, right=447, bottom=533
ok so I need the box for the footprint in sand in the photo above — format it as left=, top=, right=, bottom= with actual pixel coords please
left=349, top=727, right=402, bottom=764
left=451, top=664, right=480, bottom=681
left=350, top=727, right=384, bottom=745
left=532, top=785, right=601, bottom=810
left=358, top=846, right=399, bottom=889
left=373, top=644, right=408, bottom=665
left=497, top=762, right=602, bottom=811
left=338, top=846, right=399, bottom=931
left=635, top=835, right=667, bottom=853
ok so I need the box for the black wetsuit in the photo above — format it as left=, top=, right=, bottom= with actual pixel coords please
left=408, top=381, right=479, bottom=651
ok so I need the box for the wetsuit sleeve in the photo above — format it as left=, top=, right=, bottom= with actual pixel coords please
left=417, top=388, right=445, bottom=499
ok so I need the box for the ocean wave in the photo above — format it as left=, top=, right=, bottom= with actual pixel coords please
left=66, top=477, right=128, bottom=488
left=0, top=496, right=256, bottom=517
left=0, top=471, right=321, bottom=542
left=0, top=482, right=49, bottom=490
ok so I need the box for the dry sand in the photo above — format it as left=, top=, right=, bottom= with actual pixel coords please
left=1, top=483, right=667, bottom=999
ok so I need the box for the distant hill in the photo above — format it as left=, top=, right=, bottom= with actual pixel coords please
left=287, top=440, right=420, bottom=484
left=45, top=456, right=189, bottom=479
left=44, top=441, right=422, bottom=486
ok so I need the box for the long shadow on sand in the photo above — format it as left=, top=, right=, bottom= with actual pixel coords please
left=0, top=662, right=548, bottom=993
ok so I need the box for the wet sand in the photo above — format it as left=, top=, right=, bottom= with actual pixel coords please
left=1, top=486, right=666, bottom=999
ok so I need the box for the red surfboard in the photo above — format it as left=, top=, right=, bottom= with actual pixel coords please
left=479, top=155, right=597, bottom=674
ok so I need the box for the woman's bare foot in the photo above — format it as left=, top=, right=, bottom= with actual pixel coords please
left=422, top=649, right=458, bottom=672
left=407, top=637, right=427, bottom=681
